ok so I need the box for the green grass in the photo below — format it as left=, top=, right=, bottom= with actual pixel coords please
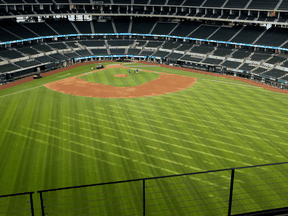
left=79, top=68, right=161, bottom=87
left=0, top=63, right=288, bottom=215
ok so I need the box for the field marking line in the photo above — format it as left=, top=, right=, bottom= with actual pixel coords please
left=168, top=95, right=288, bottom=133
left=76, top=112, right=181, bottom=141
left=34, top=123, right=131, bottom=160
left=57, top=73, right=71, bottom=78
left=5, top=129, right=120, bottom=166
left=77, top=112, right=270, bottom=163
left=114, top=102, right=286, bottom=159
left=87, top=109, right=190, bottom=136
left=117, top=101, right=271, bottom=141
left=0, top=85, right=43, bottom=98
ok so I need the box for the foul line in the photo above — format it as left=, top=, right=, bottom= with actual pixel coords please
left=0, top=85, right=43, bottom=98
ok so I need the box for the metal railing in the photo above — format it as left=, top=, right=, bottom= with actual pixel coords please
left=1, top=162, right=288, bottom=215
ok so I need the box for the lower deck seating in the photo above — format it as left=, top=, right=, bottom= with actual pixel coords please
left=127, top=49, right=140, bottom=55
left=231, top=50, right=252, bottom=59
left=202, top=58, right=223, bottom=64
left=213, top=48, right=233, bottom=56
left=250, top=53, right=271, bottom=61
left=33, top=45, right=53, bottom=52
left=162, top=41, right=181, bottom=49
left=64, top=52, right=80, bottom=58
left=239, top=63, right=256, bottom=71
left=153, top=51, right=169, bottom=57
left=0, top=50, right=24, bottom=59
left=15, top=60, right=40, bottom=68
left=190, top=45, right=214, bottom=54
left=90, top=49, right=108, bottom=55
left=35, top=56, right=56, bottom=63
left=80, top=40, right=106, bottom=47
left=18, top=47, right=39, bottom=55
left=181, top=55, right=202, bottom=62
left=221, top=60, right=241, bottom=68
left=266, top=56, right=286, bottom=64
left=77, top=50, right=92, bottom=56
left=50, top=53, right=68, bottom=61
left=252, top=67, right=267, bottom=74
left=140, top=51, right=154, bottom=56
left=262, top=69, right=287, bottom=78
left=49, top=43, right=68, bottom=50
left=0, top=64, right=20, bottom=73
left=110, top=49, right=126, bottom=55
left=166, top=53, right=183, bottom=60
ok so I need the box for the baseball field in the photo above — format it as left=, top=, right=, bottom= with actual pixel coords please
left=0, top=62, right=288, bottom=215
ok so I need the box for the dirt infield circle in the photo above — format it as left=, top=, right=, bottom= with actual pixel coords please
left=43, top=66, right=197, bottom=98
left=114, top=74, right=128, bottom=77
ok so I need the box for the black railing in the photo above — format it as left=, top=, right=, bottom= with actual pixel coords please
left=0, top=192, right=34, bottom=215
left=1, top=162, right=288, bottom=215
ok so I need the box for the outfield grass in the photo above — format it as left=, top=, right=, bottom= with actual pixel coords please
left=0, top=62, right=288, bottom=215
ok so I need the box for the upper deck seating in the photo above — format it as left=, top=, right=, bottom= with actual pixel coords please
left=0, top=27, right=21, bottom=42
left=0, top=21, right=37, bottom=40
left=209, top=26, right=242, bottom=41
left=248, top=0, right=279, bottom=10
left=256, top=28, right=288, bottom=47
left=93, top=21, right=114, bottom=33
left=167, top=0, right=185, bottom=5
left=203, top=0, right=226, bottom=7
left=151, top=23, right=177, bottom=35
left=188, top=25, right=219, bottom=38
left=131, top=19, right=156, bottom=34
left=224, top=0, right=250, bottom=8
left=231, top=26, right=266, bottom=44
left=170, top=22, right=201, bottom=37
left=15, top=60, right=40, bottom=68
left=114, top=19, right=130, bottom=33
left=23, top=23, right=57, bottom=36
left=80, top=40, right=106, bottom=47
left=108, top=40, right=133, bottom=46
left=183, top=0, right=205, bottom=6
left=73, top=21, right=92, bottom=34
left=47, top=21, right=77, bottom=35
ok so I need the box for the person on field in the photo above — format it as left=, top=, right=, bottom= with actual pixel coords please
left=129, top=70, right=131, bottom=74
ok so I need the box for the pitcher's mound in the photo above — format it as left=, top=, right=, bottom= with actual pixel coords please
left=114, top=74, right=128, bottom=77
